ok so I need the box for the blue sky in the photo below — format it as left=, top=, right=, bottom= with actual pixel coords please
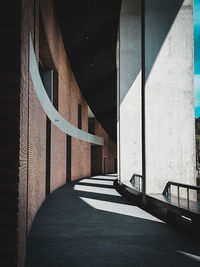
left=194, top=0, right=200, bottom=117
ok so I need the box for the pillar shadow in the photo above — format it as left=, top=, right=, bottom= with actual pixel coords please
left=26, top=175, right=200, bottom=267
left=120, top=0, right=184, bottom=104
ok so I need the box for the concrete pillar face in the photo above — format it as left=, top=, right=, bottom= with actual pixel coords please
left=145, top=0, right=196, bottom=195
left=118, top=0, right=142, bottom=184
left=118, top=0, right=196, bottom=196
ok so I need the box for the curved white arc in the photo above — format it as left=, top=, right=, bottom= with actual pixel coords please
left=29, top=36, right=104, bottom=146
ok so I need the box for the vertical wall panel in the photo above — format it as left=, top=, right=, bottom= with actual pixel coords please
left=118, top=0, right=142, bottom=184
left=18, top=1, right=117, bottom=266
left=145, top=0, right=196, bottom=195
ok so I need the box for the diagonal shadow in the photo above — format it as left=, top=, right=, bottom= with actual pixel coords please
left=120, top=0, right=184, bottom=105
left=26, top=175, right=200, bottom=267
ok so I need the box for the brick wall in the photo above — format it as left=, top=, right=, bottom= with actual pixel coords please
left=95, top=120, right=117, bottom=174
left=0, top=0, right=117, bottom=266
left=50, top=124, right=66, bottom=192
left=19, top=1, right=46, bottom=267
left=91, top=145, right=103, bottom=175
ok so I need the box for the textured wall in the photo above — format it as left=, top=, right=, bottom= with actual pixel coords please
left=95, top=120, right=117, bottom=174
left=16, top=0, right=117, bottom=266
left=19, top=1, right=46, bottom=267
left=40, top=0, right=67, bottom=193
left=145, top=0, right=196, bottom=195
left=50, top=124, right=66, bottom=192
left=91, top=145, right=103, bottom=175
left=118, top=0, right=195, bottom=197
left=69, top=77, right=91, bottom=180
left=118, top=0, right=142, bottom=184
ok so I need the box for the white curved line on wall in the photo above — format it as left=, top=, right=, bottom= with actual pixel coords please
left=29, top=36, right=104, bottom=146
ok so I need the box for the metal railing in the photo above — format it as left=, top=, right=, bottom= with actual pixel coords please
left=130, top=174, right=143, bottom=192
left=163, top=181, right=200, bottom=208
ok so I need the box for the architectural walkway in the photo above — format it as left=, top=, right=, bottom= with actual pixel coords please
left=26, top=175, right=200, bottom=267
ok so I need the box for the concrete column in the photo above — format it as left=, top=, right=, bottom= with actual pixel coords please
left=118, top=0, right=196, bottom=198
left=118, top=0, right=142, bottom=184
left=145, top=0, right=196, bottom=195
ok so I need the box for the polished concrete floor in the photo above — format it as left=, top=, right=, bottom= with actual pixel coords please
left=26, top=175, right=200, bottom=267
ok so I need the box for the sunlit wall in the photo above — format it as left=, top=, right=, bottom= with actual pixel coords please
left=194, top=0, right=200, bottom=117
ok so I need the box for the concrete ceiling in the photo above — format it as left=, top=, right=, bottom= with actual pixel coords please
left=54, top=0, right=121, bottom=142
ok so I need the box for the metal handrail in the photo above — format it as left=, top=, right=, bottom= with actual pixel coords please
left=130, top=174, right=143, bottom=192
left=163, top=181, right=200, bottom=208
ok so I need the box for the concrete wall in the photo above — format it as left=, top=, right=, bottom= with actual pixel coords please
left=118, top=0, right=196, bottom=196
left=145, top=0, right=196, bottom=195
left=118, top=0, right=142, bottom=184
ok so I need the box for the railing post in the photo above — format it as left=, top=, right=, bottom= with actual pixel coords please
left=187, top=188, right=190, bottom=209
left=177, top=186, right=180, bottom=206
left=138, top=176, right=140, bottom=192
left=168, top=184, right=171, bottom=197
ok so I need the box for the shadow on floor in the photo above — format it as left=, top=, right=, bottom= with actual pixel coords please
left=26, top=175, right=200, bottom=267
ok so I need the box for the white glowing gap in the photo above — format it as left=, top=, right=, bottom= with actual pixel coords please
left=80, top=197, right=164, bottom=223
left=90, top=175, right=117, bottom=180
left=78, top=179, right=114, bottom=186
left=74, top=185, right=120, bottom=196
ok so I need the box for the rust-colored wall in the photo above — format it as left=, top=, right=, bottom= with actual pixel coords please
left=19, top=1, right=46, bottom=267
left=18, top=0, right=28, bottom=264
left=95, top=120, right=117, bottom=174
left=71, top=139, right=91, bottom=180
left=0, top=1, right=116, bottom=266
left=40, top=0, right=68, bottom=194
left=50, top=124, right=66, bottom=192
left=17, top=0, right=117, bottom=266
left=28, top=78, right=46, bottom=230
left=90, top=117, right=117, bottom=176
left=91, top=145, right=103, bottom=175
left=69, top=80, right=91, bottom=180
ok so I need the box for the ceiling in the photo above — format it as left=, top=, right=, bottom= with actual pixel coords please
left=54, top=0, right=122, bottom=142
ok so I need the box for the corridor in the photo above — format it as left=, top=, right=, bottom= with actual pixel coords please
left=26, top=175, right=200, bottom=267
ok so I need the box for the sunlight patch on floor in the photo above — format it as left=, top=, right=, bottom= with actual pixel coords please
left=74, top=184, right=120, bottom=196
left=90, top=175, right=117, bottom=180
left=80, top=197, right=164, bottom=223
left=78, top=178, right=114, bottom=186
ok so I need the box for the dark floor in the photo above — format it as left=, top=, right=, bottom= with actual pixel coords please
left=26, top=175, right=200, bottom=267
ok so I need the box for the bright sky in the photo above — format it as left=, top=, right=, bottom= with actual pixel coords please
left=194, top=0, right=200, bottom=117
